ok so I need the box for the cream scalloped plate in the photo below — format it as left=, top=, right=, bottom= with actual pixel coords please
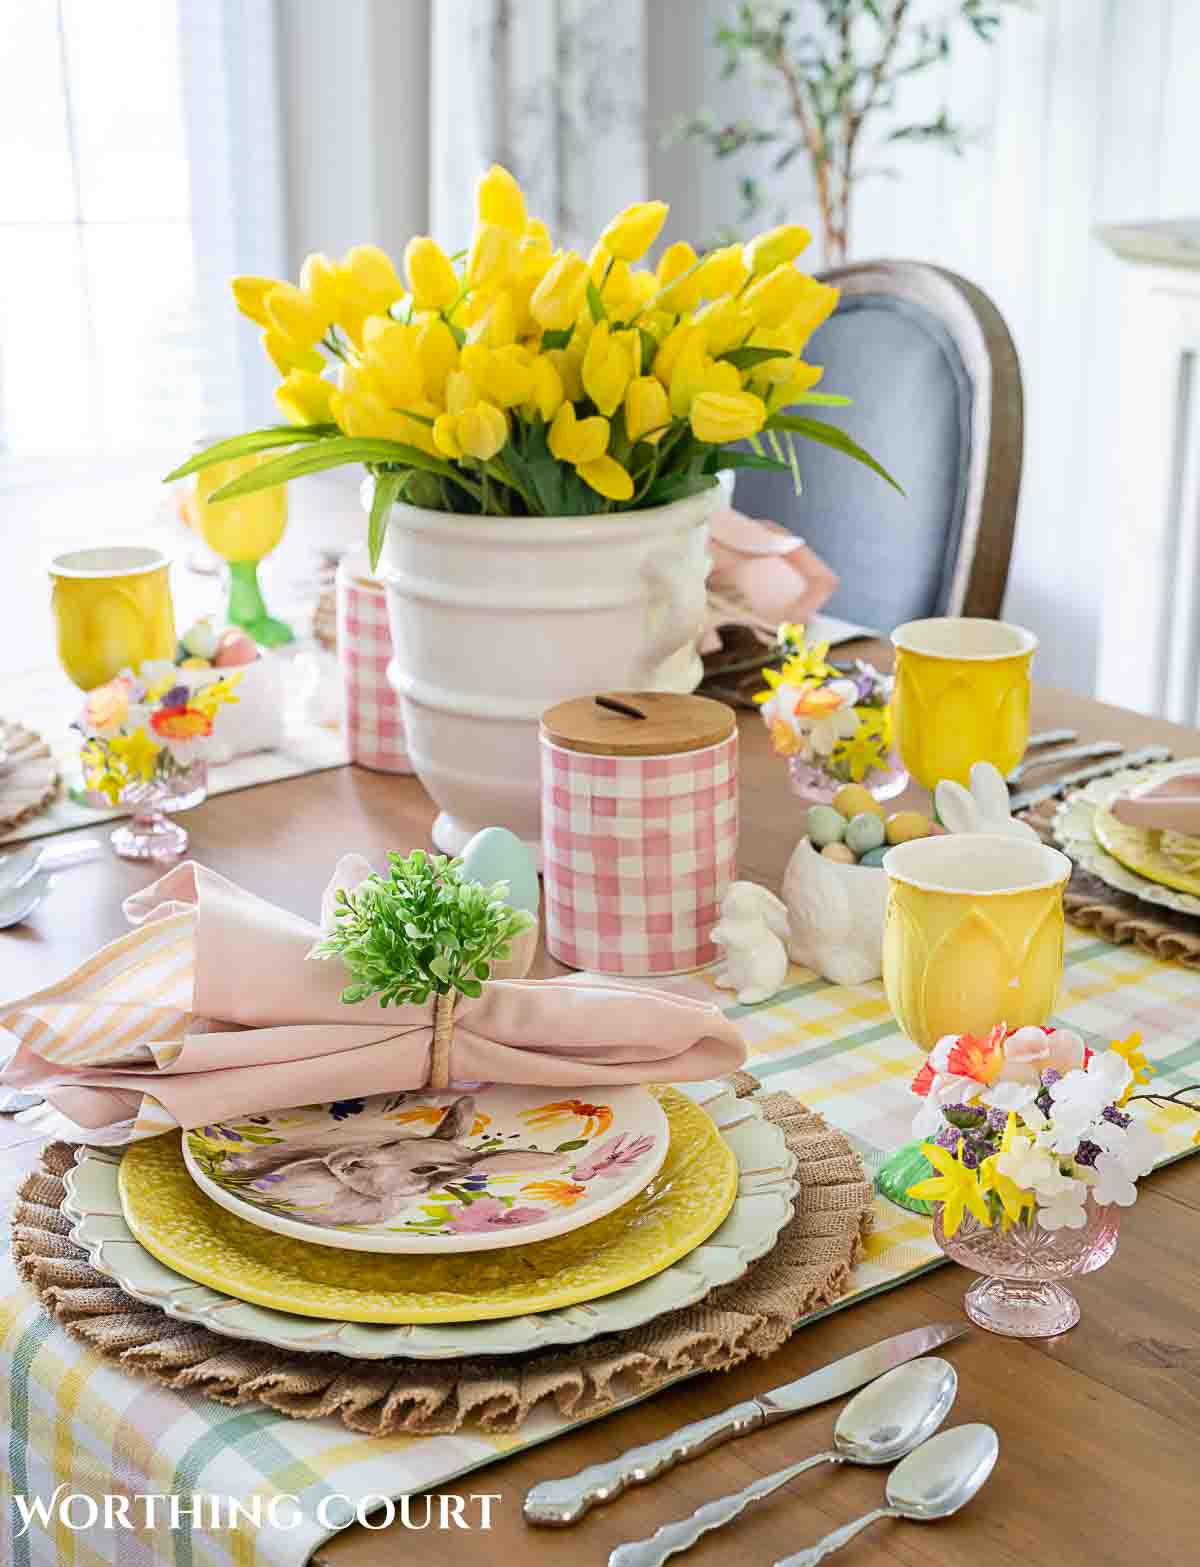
left=182, top=1085, right=669, bottom=1254
left=61, top=1082, right=796, bottom=1357
left=1053, top=760, right=1200, bottom=918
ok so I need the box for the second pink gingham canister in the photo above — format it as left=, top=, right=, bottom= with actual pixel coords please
left=540, top=693, right=739, bottom=975
left=335, top=548, right=412, bottom=773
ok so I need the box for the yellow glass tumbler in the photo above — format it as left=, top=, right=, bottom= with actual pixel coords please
left=882, top=833, right=1070, bottom=1050
left=192, top=453, right=291, bottom=646
left=49, top=546, right=176, bottom=691
left=891, top=617, right=1037, bottom=790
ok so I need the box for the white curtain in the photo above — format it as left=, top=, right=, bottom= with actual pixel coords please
left=431, top=0, right=650, bottom=254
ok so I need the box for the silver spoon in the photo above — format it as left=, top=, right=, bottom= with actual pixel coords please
left=0, top=837, right=102, bottom=897
left=774, top=1421, right=999, bottom=1567
left=0, top=868, right=54, bottom=929
left=608, top=1357, right=957, bottom=1567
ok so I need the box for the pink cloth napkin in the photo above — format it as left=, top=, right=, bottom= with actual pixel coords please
left=702, top=506, right=840, bottom=653
left=1109, top=769, right=1200, bottom=837
left=0, top=862, right=746, bottom=1142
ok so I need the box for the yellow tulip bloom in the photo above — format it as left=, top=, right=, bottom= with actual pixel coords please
left=577, top=454, right=634, bottom=501
left=624, top=375, right=671, bottom=443
left=690, top=389, right=767, bottom=444
left=744, top=224, right=812, bottom=276
left=582, top=322, right=634, bottom=416
left=417, top=317, right=459, bottom=399
left=788, top=278, right=841, bottom=347
left=667, top=329, right=709, bottom=417
left=525, top=355, right=564, bottom=421
left=461, top=343, right=534, bottom=408
left=693, top=297, right=754, bottom=356
left=231, top=275, right=278, bottom=328
left=768, top=362, right=825, bottom=410
left=299, top=252, right=340, bottom=320
left=274, top=370, right=336, bottom=427
left=363, top=318, right=424, bottom=405
left=467, top=223, right=517, bottom=292
left=523, top=216, right=551, bottom=250
left=600, top=200, right=669, bottom=263
left=476, top=164, right=527, bottom=235
left=434, top=403, right=508, bottom=461
left=544, top=346, right=583, bottom=402
left=466, top=288, right=517, bottom=348
left=264, top=282, right=327, bottom=348
left=261, top=329, right=324, bottom=377
left=653, top=241, right=702, bottom=312
left=530, top=252, right=589, bottom=331
left=444, top=368, right=479, bottom=415
left=339, top=245, right=405, bottom=313
left=404, top=236, right=459, bottom=311
left=548, top=402, right=609, bottom=465
left=743, top=262, right=807, bottom=327
left=652, top=321, right=703, bottom=387
left=696, top=244, right=748, bottom=299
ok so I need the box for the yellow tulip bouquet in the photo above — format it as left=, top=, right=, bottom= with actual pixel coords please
left=168, top=165, right=896, bottom=568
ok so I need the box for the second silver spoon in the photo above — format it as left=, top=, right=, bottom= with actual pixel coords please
left=607, top=1356, right=957, bottom=1567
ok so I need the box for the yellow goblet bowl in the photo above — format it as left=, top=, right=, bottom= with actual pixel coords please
left=882, top=834, right=1070, bottom=1051
left=192, top=454, right=287, bottom=564
left=891, top=617, right=1037, bottom=790
left=49, top=546, right=176, bottom=692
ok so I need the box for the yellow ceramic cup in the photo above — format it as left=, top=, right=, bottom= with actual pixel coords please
left=882, top=833, right=1070, bottom=1050
left=891, top=617, right=1037, bottom=790
left=49, top=546, right=176, bottom=692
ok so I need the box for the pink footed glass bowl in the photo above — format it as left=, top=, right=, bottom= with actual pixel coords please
left=933, top=1195, right=1120, bottom=1338
left=787, top=752, right=908, bottom=804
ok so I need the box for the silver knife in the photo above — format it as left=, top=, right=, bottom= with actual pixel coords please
left=522, top=1321, right=967, bottom=1527
left=1009, top=744, right=1171, bottom=813
left=1007, top=740, right=1123, bottom=785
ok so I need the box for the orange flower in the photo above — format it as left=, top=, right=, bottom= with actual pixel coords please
left=521, top=1099, right=614, bottom=1138
left=791, top=685, right=847, bottom=718
left=946, top=1023, right=1007, bottom=1086
left=149, top=705, right=213, bottom=742
left=521, top=1180, right=586, bottom=1206
left=84, top=675, right=132, bottom=731
left=769, top=718, right=801, bottom=757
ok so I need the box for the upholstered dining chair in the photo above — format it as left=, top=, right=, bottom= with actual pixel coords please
left=732, top=261, right=1023, bottom=631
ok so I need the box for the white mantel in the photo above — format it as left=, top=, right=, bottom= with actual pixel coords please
left=1096, top=220, right=1200, bottom=722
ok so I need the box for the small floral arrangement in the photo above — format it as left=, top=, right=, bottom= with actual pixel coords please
left=310, top=848, right=535, bottom=1007
left=906, top=1023, right=1163, bottom=1235
left=165, top=163, right=898, bottom=566
left=755, top=623, right=893, bottom=783
left=76, top=661, right=242, bottom=805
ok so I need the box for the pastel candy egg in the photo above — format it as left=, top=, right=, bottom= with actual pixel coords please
left=885, top=810, right=932, bottom=845
left=213, top=629, right=259, bottom=667
left=832, top=783, right=883, bottom=820
left=459, top=826, right=540, bottom=916
left=178, top=656, right=212, bottom=670
left=821, top=841, right=857, bottom=864
left=858, top=845, right=889, bottom=868
left=845, top=811, right=886, bottom=856
left=181, top=619, right=220, bottom=660
left=806, top=804, right=846, bottom=847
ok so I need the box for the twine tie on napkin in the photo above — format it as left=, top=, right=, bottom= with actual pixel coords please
left=0, top=861, right=747, bottom=1143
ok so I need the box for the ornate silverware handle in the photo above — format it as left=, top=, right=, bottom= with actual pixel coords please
left=775, top=1506, right=894, bottom=1567
left=608, top=1451, right=839, bottom=1567
left=523, top=1400, right=766, bottom=1526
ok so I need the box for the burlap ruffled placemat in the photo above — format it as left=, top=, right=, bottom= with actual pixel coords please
left=1025, top=799, right=1200, bottom=970
left=10, top=1076, right=872, bottom=1437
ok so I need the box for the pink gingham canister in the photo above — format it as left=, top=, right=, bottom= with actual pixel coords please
left=541, top=693, right=739, bottom=975
left=336, top=548, right=412, bottom=773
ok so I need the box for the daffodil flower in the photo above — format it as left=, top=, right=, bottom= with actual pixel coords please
left=907, top=1139, right=991, bottom=1237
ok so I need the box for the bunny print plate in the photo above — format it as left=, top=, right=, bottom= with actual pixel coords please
left=182, top=1086, right=670, bottom=1253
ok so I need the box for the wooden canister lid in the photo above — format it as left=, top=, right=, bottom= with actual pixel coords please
left=541, top=693, right=736, bottom=756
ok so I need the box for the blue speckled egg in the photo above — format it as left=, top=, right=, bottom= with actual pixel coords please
left=845, top=811, right=886, bottom=856
left=857, top=844, right=889, bottom=868
left=807, top=804, right=846, bottom=847
left=459, top=827, right=540, bottom=915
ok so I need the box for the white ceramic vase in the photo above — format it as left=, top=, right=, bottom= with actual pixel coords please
left=373, top=482, right=716, bottom=856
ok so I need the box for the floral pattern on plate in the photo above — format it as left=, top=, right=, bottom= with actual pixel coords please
left=183, top=1085, right=669, bottom=1254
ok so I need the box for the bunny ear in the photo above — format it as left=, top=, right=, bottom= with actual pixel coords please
left=969, top=762, right=1012, bottom=820
left=935, top=779, right=977, bottom=836
left=434, top=1095, right=475, bottom=1141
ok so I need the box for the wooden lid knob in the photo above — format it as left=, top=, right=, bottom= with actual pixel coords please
left=540, top=692, right=736, bottom=756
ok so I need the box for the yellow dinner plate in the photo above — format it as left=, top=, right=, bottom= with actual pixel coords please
left=118, top=1087, right=739, bottom=1324
left=1093, top=801, right=1200, bottom=899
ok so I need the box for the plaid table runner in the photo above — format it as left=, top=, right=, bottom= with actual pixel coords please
left=2, top=926, right=1197, bottom=1566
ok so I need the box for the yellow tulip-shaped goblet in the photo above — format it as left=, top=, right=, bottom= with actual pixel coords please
left=49, top=546, right=177, bottom=691
left=891, top=618, right=1037, bottom=790
left=877, top=832, right=1070, bottom=1211
left=192, top=454, right=291, bottom=646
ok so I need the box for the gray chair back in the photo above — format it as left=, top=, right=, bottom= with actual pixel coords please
left=733, top=261, right=1023, bottom=630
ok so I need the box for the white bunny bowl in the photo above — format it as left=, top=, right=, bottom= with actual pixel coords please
left=783, top=837, right=889, bottom=986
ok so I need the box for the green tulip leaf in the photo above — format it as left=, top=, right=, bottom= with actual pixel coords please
left=162, top=425, right=337, bottom=483
left=717, top=346, right=792, bottom=370
left=767, top=412, right=904, bottom=494
left=367, top=471, right=403, bottom=572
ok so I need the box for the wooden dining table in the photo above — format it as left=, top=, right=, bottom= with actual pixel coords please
left=3, top=651, right=1198, bottom=1567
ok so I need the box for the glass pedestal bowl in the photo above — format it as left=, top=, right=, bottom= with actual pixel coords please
left=110, top=762, right=208, bottom=863
left=933, top=1195, right=1120, bottom=1338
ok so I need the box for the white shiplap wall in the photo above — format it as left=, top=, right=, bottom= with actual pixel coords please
left=650, top=0, right=1200, bottom=695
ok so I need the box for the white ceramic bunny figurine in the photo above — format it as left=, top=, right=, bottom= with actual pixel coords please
left=782, top=838, right=889, bottom=985
left=711, top=881, right=791, bottom=1005
left=935, top=761, right=1041, bottom=841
